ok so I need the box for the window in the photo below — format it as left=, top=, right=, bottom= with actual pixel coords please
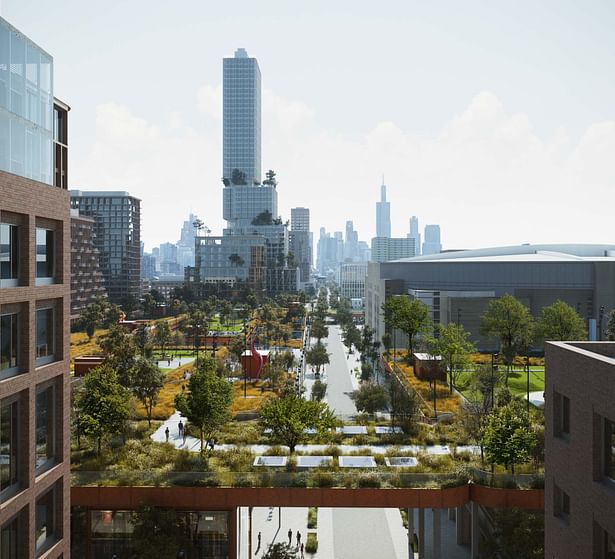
left=606, top=419, right=615, bottom=481
left=0, top=313, right=18, bottom=373
left=0, top=223, right=18, bottom=284
left=0, top=398, right=18, bottom=493
left=0, top=516, right=19, bottom=559
left=554, top=391, right=571, bottom=439
left=35, top=386, right=54, bottom=469
left=35, top=308, right=54, bottom=364
left=35, top=228, right=54, bottom=280
left=562, top=395, right=570, bottom=435
left=553, top=483, right=570, bottom=521
left=36, top=486, right=55, bottom=551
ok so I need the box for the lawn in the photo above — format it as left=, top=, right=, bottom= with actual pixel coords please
left=457, top=367, right=545, bottom=401
left=209, top=316, right=243, bottom=332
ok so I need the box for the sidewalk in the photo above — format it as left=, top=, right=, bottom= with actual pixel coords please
left=151, top=414, right=481, bottom=456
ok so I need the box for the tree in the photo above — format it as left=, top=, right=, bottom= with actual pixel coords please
left=262, top=169, right=278, bottom=187
left=311, top=379, right=327, bottom=402
left=153, top=320, right=172, bottom=358
left=129, top=505, right=189, bottom=559
left=311, top=320, right=328, bottom=343
left=134, top=323, right=151, bottom=356
left=480, top=294, right=534, bottom=385
left=536, top=300, right=587, bottom=342
left=484, top=508, right=544, bottom=559
left=184, top=308, right=209, bottom=358
left=228, top=253, right=245, bottom=268
left=260, top=395, right=336, bottom=453
left=76, top=365, right=130, bottom=454
left=98, top=325, right=137, bottom=387
left=77, top=301, right=104, bottom=339
left=606, top=309, right=615, bottom=341
left=383, top=296, right=432, bottom=361
left=306, top=342, right=330, bottom=374
left=352, top=383, right=390, bottom=414
left=483, top=400, right=536, bottom=474
left=174, top=357, right=233, bottom=453
left=341, top=322, right=360, bottom=354
left=262, top=543, right=298, bottom=559
left=231, top=168, right=247, bottom=185
left=131, top=358, right=165, bottom=427
left=430, top=323, right=475, bottom=392
left=388, top=378, right=419, bottom=433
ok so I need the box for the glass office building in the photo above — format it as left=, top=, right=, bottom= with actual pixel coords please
left=0, top=17, right=54, bottom=185
left=223, top=48, right=261, bottom=185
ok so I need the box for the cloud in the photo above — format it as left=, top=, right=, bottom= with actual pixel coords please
left=72, top=89, right=615, bottom=251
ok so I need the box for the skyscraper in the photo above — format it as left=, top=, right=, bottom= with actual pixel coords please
left=423, top=224, right=442, bottom=255
left=223, top=48, right=261, bottom=185
left=70, top=190, right=142, bottom=304
left=290, top=208, right=312, bottom=283
left=194, top=49, right=298, bottom=293
left=408, top=215, right=421, bottom=256
left=376, top=182, right=391, bottom=238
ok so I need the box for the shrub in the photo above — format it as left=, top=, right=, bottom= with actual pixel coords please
left=357, top=473, right=381, bottom=488
left=305, top=532, right=318, bottom=554
left=310, top=471, right=334, bottom=488
left=217, top=447, right=255, bottom=472
left=307, top=507, right=318, bottom=529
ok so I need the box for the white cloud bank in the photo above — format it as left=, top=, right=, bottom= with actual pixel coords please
left=72, top=88, right=615, bottom=251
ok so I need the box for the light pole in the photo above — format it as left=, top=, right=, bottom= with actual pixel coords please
left=457, top=308, right=461, bottom=325
left=243, top=319, right=248, bottom=399
left=526, top=354, right=530, bottom=416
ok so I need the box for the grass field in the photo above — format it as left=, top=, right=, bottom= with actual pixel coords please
left=209, top=316, right=243, bottom=332
left=457, top=367, right=545, bottom=401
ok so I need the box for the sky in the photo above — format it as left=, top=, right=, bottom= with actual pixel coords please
left=4, top=0, right=615, bottom=251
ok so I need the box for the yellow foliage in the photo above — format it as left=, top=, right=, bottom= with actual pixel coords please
left=69, top=328, right=107, bottom=370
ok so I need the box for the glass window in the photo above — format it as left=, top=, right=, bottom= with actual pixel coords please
left=36, top=486, right=55, bottom=551
left=0, top=223, right=19, bottom=282
left=0, top=399, right=18, bottom=492
left=36, top=228, right=54, bottom=279
left=562, top=395, right=570, bottom=435
left=1, top=313, right=19, bottom=373
left=0, top=516, right=19, bottom=559
left=606, top=419, right=615, bottom=481
left=35, top=386, right=54, bottom=468
left=36, top=308, right=55, bottom=363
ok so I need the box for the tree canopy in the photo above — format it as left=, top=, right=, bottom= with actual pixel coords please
left=131, top=357, right=165, bottom=427
left=129, top=505, right=189, bottom=559
left=536, top=300, right=587, bottom=342
left=480, top=294, right=534, bottom=383
left=352, top=383, right=390, bottom=414
left=306, top=342, right=330, bottom=374
left=174, top=357, right=234, bottom=452
left=76, top=365, right=131, bottom=454
left=382, top=296, right=432, bottom=359
left=98, top=325, right=138, bottom=387
left=430, top=322, right=475, bottom=392
left=483, top=400, right=536, bottom=474
left=260, top=395, right=336, bottom=453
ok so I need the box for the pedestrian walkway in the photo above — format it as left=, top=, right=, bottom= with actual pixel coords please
left=151, top=413, right=481, bottom=456
left=155, top=356, right=195, bottom=369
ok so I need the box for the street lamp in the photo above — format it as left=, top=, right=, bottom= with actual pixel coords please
left=457, top=308, right=462, bottom=325
left=526, top=354, right=531, bottom=415
left=491, top=352, right=499, bottom=410
left=243, top=319, right=248, bottom=399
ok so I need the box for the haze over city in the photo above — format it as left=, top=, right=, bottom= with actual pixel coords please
left=3, top=0, right=615, bottom=250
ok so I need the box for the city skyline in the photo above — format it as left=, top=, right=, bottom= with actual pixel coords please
left=4, top=1, right=615, bottom=251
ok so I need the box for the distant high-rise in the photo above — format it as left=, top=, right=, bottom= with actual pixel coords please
left=70, top=190, right=142, bottom=303
left=290, top=208, right=312, bottom=283
left=376, top=182, right=391, bottom=238
left=371, top=237, right=416, bottom=262
left=423, top=224, right=442, bottom=255
left=223, top=48, right=261, bottom=185
left=408, top=216, right=421, bottom=256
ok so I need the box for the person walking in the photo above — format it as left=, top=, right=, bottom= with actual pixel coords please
left=287, top=529, right=293, bottom=546
left=296, top=531, right=301, bottom=548
left=257, top=531, right=261, bottom=550
left=178, top=420, right=183, bottom=439
left=165, top=427, right=169, bottom=442
left=300, top=543, right=304, bottom=558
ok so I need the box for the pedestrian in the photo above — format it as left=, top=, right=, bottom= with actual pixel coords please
left=257, top=531, right=261, bottom=548
left=287, top=529, right=292, bottom=546
left=296, top=530, right=301, bottom=547
left=300, top=542, right=304, bottom=558
left=178, top=420, right=183, bottom=438
left=165, top=427, right=169, bottom=442
left=168, top=358, right=171, bottom=367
